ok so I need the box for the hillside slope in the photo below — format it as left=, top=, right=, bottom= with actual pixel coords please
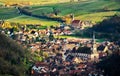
left=78, top=15, right=120, bottom=41
left=0, top=0, right=70, bottom=5
left=92, top=15, right=120, bottom=34
left=0, top=33, right=30, bottom=76
left=0, top=0, right=120, bottom=24
left=28, top=0, right=120, bottom=23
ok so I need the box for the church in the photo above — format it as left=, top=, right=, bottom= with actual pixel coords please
left=69, top=32, right=99, bottom=61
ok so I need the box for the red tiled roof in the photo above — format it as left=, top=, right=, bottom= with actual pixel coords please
left=72, top=20, right=81, bottom=24
left=35, top=62, right=48, bottom=67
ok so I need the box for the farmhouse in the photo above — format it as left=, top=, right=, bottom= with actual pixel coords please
left=71, top=20, right=82, bottom=29
left=71, top=20, right=93, bottom=29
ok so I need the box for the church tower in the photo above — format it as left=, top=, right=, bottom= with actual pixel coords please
left=92, top=32, right=98, bottom=54
left=90, top=32, right=99, bottom=61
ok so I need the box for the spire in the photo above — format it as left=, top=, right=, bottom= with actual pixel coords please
left=93, top=31, right=95, bottom=44
left=92, top=32, right=98, bottom=54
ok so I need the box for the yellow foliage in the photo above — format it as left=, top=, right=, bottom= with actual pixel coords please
left=62, top=15, right=73, bottom=25
left=43, top=52, right=48, bottom=58
left=2, top=21, right=12, bottom=29
left=64, top=17, right=72, bottom=25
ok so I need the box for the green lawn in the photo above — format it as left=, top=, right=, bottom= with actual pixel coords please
left=7, top=15, right=60, bottom=27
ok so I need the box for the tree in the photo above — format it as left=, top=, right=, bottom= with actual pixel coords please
left=2, top=21, right=12, bottom=29
left=49, top=32, right=54, bottom=41
left=0, top=33, right=31, bottom=76
left=97, top=54, right=120, bottom=76
left=53, top=7, right=60, bottom=16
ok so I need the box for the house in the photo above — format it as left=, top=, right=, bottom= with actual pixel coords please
left=81, top=21, right=93, bottom=29
left=71, top=20, right=93, bottom=29
left=72, top=57, right=83, bottom=63
left=71, top=20, right=82, bottom=29
left=31, top=62, right=49, bottom=75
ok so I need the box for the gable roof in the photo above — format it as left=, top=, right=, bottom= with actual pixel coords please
left=72, top=46, right=92, bottom=54
left=72, top=20, right=81, bottom=24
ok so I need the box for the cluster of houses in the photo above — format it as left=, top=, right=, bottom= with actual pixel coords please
left=29, top=35, right=117, bottom=76
left=0, top=19, right=118, bottom=76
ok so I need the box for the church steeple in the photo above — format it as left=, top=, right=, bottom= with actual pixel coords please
left=92, top=32, right=98, bottom=54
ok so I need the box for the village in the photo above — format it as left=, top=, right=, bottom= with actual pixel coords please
left=0, top=17, right=119, bottom=76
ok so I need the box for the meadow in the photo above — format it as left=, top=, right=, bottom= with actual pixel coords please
left=7, top=15, right=60, bottom=27
left=0, top=0, right=120, bottom=26
left=0, top=7, right=20, bottom=19
left=29, top=0, right=120, bottom=23
left=0, top=0, right=70, bottom=5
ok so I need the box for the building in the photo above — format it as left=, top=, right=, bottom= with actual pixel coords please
left=71, top=19, right=93, bottom=29
left=71, top=20, right=82, bottom=29
left=69, top=32, right=99, bottom=61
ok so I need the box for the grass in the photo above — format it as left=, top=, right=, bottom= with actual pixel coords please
left=54, top=35, right=105, bottom=43
left=75, top=11, right=118, bottom=24
left=0, top=0, right=120, bottom=25
left=0, top=7, right=20, bottom=20
left=0, top=0, right=70, bottom=5
left=54, top=35, right=78, bottom=39
left=7, top=15, right=60, bottom=27
left=29, top=0, right=120, bottom=24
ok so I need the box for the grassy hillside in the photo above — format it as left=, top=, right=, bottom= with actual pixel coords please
left=79, top=15, right=120, bottom=41
left=7, top=15, right=60, bottom=26
left=0, top=0, right=70, bottom=5
left=29, top=0, right=120, bottom=23
left=0, top=0, right=120, bottom=25
left=0, top=7, right=20, bottom=20
left=0, top=7, right=59, bottom=26
left=92, top=15, right=120, bottom=34
left=0, top=33, right=30, bottom=76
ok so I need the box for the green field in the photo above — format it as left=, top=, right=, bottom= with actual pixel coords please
left=0, top=7, right=60, bottom=26
left=0, top=0, right=70, bottom=5
left=0, top=0, right=120, bottom=25
left=0, top=7, right=20, bottom=19
left=29, top=0, right=120, bottom=23
left=7, top=15, right=60, bottom=26
left=76, top=11, right=118, bottom=24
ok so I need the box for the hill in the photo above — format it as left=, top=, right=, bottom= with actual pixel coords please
left=73, top=15, right=120, bottom=42
left=7, top=15, right=60, bottom=26
left=0, top=0, right=120, bottom=25
left=0, top=7, right=20, bottom=20
left=92, top=15, right=120, bottom=34
left=0, top=33, right=30, bottom=76
left=0, top=0, right=70, bottom=5
left=28, top=0, right=120, bottom=23
left=91, top=15, right=120, bottom=41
